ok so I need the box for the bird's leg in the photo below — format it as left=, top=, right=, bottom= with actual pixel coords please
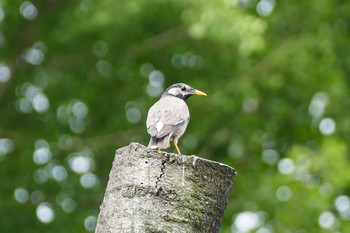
left=173, top=140, right=182, bottom=155
left=157, top=147, right=161, bottom=152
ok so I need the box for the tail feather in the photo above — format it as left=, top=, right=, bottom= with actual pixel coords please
left=148, top=135, right=171, bottom=149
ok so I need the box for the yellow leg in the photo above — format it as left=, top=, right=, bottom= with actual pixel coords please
left=157, top=147, right=161, bottom=152
left=173, top=140, right=182, bottom=155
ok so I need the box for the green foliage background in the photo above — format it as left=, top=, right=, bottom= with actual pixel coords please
left=1, top=0, right=350, bottom=232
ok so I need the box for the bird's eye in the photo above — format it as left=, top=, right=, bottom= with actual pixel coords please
left=181, top=86, right=186, bottom=91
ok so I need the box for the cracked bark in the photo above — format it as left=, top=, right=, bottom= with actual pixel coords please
left=95, top=142, right=236, bottom=233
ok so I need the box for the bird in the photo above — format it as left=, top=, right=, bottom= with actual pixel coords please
left=146, top=83, right=207, bottom=154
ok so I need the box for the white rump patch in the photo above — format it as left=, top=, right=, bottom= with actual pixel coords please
left=156, top=121, right=164, bottom=132
left=174, top=120, right=184, bottom=125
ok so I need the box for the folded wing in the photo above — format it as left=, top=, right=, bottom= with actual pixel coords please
left=146, top=97, right=189, bottom=139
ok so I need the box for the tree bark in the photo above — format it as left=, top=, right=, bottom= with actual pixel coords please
left=95, top=142, right=236, bottom=233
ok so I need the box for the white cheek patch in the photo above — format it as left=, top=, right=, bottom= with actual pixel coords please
left=167, top=88, right=179, bottom=96
left=156, top=121, right=164, bottom=132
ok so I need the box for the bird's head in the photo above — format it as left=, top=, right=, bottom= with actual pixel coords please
left=161, top=83, right=207, bottom=101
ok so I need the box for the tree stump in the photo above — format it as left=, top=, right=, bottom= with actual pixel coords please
left=95, top=142, right=236, bottom=233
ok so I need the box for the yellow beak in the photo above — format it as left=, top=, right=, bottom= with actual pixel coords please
left=194, top=89, right=207, bottom=96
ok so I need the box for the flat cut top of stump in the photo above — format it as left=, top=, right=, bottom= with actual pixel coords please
left=96, top=142, right=237, bottom=233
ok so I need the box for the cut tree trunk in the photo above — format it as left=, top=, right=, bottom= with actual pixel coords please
left=95, top=142, right=236, bottom=233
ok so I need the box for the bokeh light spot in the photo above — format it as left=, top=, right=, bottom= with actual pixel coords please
left=256, top=0, right=275, bottom=17
left=24, top=48, right=45, bottom=65
left=262, top=149, right=279, bottom=165
left=52, top=165, right=68, bottom=182
left=319, top=118, right=335, bottom=135
left=309, top=92, right=328, bottom=117
left=0, top=138, right=14, bottom=161
left=69, top=155, right=93, bottom=174
left=140, top=63, right=154, bottom=78
left=243, top=98, right=259, bottom=113
left=34, top=69, right=50, bottom=89
left=334, top=195, right=350, bottom=219
left=84, top=215, right=97, bottom=232
left=234, top=211, right=260, bottom=232
left=146, top=83, right=164, bottom=97
left=319, top=182, right=334, bottom=197
left=0, top=64, right=11, bottom=83
left=126, top=107, right=142, bottom=124
left=33, top=41, right=47, bottom=53
left=14, top=187, right=29, bottom=204
left=93, top=40, right=108, bottom=57
left=69, top=118, right=86, bottom=134
left=16, top=83, right=49, bottom=114
left=96, top=60, right=112, bottom=77
left=227, top=143, right=244, bottom=159
left=181, top=52, right=204, bottom=69
left=61, top=197, right=77, bottom=213
left=188, top=23, right=206, bottom=40
left=20, top=1, right=38, bottom=20
left=0, top=7, right=5, bottom=22
left=57, top=100, right=89, bottom=133
left=80, top=172, right=99, bottom=188
left=33, top=147, right=52, bottom=165
left=34, top=168, right=49, bottom=184
left=31, top=190, right=45, bottom=205
left=72, top=101, right=89, bottom=119
left=148, top=70, right=165, bottom=87
left=36, top=203, right=55, bottom=224
left=24, top=84, right=39, bottom=100
left=58, top=134, right=74, bottom=150
left=57, top=106, right=69, bottom=124
left=32, top=93, right=49, bottom=113
left=171, top=52, right=204, bottom=69
left=56, top=192, right=77, bottom=213
left=278, top=158, right=295, bottom=175
left=276, top=186, right=292, bottom=201
left=318, top=211, right=336, bottom=229
left=17, top=98, right=33, bottom=113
